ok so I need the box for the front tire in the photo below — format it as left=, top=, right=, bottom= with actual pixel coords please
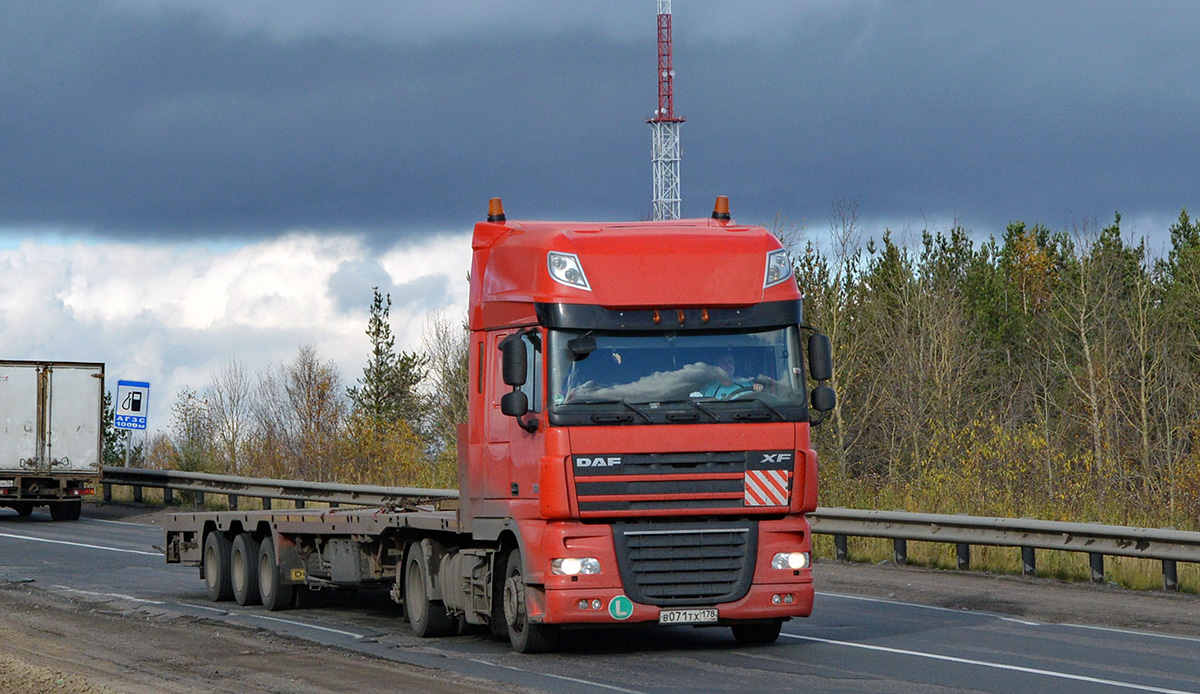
left=501, top=548, right=559, bottom=653
left=231, top=534, right=262, bottom=606
left=203, top=532, right=234, bottom=602
left=403, top=544, right=454, bottom=637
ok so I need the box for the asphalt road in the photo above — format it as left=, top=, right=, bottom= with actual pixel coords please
left=1, top=504, right=1197, bottom=694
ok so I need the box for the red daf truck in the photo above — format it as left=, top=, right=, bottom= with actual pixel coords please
left=164, top=197, right=835, bottom=652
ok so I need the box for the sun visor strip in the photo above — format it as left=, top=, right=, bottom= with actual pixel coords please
left=535, top=300, right=802, bottom=332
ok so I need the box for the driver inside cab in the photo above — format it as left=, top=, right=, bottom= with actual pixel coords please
left=693, top=353, right=763, bottom=400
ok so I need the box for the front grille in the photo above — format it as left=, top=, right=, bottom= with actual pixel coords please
left=572, top=450, right=793, bottom=517
left=613, top=520, right=758, bottom=606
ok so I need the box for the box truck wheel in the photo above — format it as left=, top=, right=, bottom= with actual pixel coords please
left=403, top=544, right=454, bottom=637
left=230, top=534, right=262, bottom=606
left=258, top=537, right=294, bottom=611
left=49, top=500, right=81, bottom=521
left=731, top=621, right=783, bottom=645
left=501, top=548, right=559, bottom=653
left=203, top=532, right=234, bottom=602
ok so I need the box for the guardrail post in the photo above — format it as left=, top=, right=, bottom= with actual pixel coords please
left=893, top=538, right=907, bottom=566
left=163, top=487, right=173, bottom=505
left=1021, top=547, right=1036, bottom=577
left=1089, top=553, right=1105, bottom=583
left=329, top=502, right=339, bottom=509
left=956, top=543, right=970, bottom=571
left=296, top=499, right=306, bottom=509
left=1163, top=560, right=1179, bottom=591
left=103, top=483, right=112, bottom=502
left=834, top=534, right=848, bottom=561
left=261, top=497, right=272, bottom=510
left=132, top=485, right=142, bottom=503
left=228, top=494, right=238, bottom=511
left=195, top=491, right=205, bottom=507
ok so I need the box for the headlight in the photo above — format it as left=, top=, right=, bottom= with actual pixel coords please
left=772, top=552, right=809, bottom=570
left=548, top=252, right=591, bottom=291
left=764, top=249, right=793, bottom=288
left=551, top=557, right=602, bottom=575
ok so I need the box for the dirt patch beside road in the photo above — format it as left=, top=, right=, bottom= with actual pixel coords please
left=0, top=583, right=521, bottom=694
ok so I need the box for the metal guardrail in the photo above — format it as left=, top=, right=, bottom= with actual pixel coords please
left=809, top=508, right=1200, bottom=591
left=100, top=466, right=455, bottom=511
left=101, top=468, right=1198, bottom=591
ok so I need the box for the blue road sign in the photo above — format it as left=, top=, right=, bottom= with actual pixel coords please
left=115, top=380, right=150, bottom=430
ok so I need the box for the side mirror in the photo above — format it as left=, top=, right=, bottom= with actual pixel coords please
left=501, top=337, right=528, bottom=386
left=567, top=335, right=597, bottom=360
left=807, top=333, right=833, bottom=381
left=811, top=385, right=836, bottom=413
left=501, top=390, right=529, bottom=418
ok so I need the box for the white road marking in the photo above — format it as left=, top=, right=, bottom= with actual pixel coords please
left=52, top=586, right=165, bottom=604
left=244, top=613, right=371, bottom=639
left=467, top=658, right=647, bottom=694
left=0, top=531, right=160, bottom=556
left=1060, top=623, right=1200, bottom=644
left=817, top=591, right=1041, bottom=625
left=81, top=518, right=156, bottom=528
left=782, top=633, right=1195, bottom=694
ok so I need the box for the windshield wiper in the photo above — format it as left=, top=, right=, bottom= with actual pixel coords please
left=574, top=399, right=653, bottom=423
left=638, top=399, right=720, bottom=422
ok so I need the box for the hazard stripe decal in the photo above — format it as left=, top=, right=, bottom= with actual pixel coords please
left=744, top=470, right=790, bottom=506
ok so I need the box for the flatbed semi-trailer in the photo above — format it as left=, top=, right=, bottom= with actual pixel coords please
left=164, top=198, right=836, bottom=652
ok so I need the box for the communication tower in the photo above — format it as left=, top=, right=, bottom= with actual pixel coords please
left=649, top=0, right=683, bottom=221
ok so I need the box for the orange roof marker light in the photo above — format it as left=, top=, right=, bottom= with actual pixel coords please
left=712, top=195, right=731, bottom=221
left=488, top=197, right=506, bottom=222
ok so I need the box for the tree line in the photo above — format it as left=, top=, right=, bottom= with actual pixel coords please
left=118, top=206, right=1200, bottom=530
left=797, top=203, right=1200, bottom=529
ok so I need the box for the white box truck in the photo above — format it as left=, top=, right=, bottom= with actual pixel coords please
left=0, top=361, right=104, bottom=521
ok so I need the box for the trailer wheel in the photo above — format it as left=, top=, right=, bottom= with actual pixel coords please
left=230, top=534, right=262, bottom=606
left=501, top=548, right=559, bottom=653
left=203, top=532, right=234, bottom=602
left=731, top=621, right=783, bottom=645
left=13, top=503, right=33, bottom=517
left=49, top=500, right=81, bottom=521
left=404, top=544, right=455, bottom=637
left=258, top=537, right=294, bottom=611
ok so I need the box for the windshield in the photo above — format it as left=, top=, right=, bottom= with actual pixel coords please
left=548, top=327, right=807, bottom=425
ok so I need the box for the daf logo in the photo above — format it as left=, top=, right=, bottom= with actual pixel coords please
left=576, top=456, right=622, bottom=468
left=760, top=452, right=793, bottom=464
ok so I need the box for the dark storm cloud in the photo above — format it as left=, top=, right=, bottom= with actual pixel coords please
left=3, top=1, right=1200, bottom=242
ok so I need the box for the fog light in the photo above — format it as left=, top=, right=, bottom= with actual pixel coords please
left=784, top=594, right=794, bottom=604
left=578, top=599, right=590, bottom=610
left=772, top=594, right=782, bottom=605
left=592, top=599, right=603, bottom=610
left=771, top=552, right=810, bottom=570
left=552, top=557, right=601, bottom=576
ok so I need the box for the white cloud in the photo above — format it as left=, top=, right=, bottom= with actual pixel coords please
left=0, top=231, right=472, bottom=433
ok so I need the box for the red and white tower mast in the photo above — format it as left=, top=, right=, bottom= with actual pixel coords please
left=649, top=0, right=684, bottom=221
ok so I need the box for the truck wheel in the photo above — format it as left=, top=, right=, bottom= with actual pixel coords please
left=403, top=545, right=455, bottom=637
left=731, top=621, right=783, bottom=645
left=13, top=503, right=33, bottom=517
left=230, top=534, right=262, bottom=606
left=49, top=500, right=81, bottom=521
left=258, top=537, right=294, bottom=611
left=501, top=548, right=559, bottom=653
left=203, top=532, right=234, bottom=602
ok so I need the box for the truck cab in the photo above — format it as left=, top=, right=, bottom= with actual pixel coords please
left=461, top=197, right=834, bottom=649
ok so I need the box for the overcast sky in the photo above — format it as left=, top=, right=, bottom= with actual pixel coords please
left=2, top=1, right=1198, bottom=433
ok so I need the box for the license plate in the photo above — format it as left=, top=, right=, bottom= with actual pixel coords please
left=0, top=480, right=14, bottom=488
left=658, top=608, right=718, bottom=625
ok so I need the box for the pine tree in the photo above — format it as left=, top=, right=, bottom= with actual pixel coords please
left=348, top=287, right=428, bottom=428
